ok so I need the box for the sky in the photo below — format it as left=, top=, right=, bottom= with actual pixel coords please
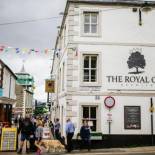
left=0, top=0, right=66, bottom=101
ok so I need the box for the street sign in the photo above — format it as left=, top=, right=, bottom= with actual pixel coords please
left=45, top=80, right=55, bottom=93
left=107, top=113, right=112, bottom=122
left=104, top=96, right=115, bottom=109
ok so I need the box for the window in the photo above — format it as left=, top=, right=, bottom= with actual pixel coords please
left=83, top=12, right=98, bottom=34
left=62, top=62, right=65, bottom=91
left=82, top=106, right=97, bottom=131
left=58, top=68, right=61, bottom=92
left=83, top=55, right=98, bottom=82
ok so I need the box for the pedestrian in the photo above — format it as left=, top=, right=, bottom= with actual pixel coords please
left=65, top=118, right=75, bottom=153
left=17, top=116, right=34, bottom=154
left=35, top=120, right=46, bottom=155
left=80, top=120, right=91, bottom=151
left=49, top=120, right=54, bottom=137
left=14, top=117, right=18, bottom=126
left=54, top=118, right=61, bottom=140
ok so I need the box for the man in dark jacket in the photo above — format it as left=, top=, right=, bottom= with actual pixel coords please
left=80, top=120, right=91, bottom=151
left=17, top=116, right=35, bottom=154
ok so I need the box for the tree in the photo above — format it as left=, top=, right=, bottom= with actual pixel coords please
left=33, top=105, right=48, bottom=116
left=127, top=52, right=146, bottom=74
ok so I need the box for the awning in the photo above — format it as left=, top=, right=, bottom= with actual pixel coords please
left=0, top=97, right=16, bottom=105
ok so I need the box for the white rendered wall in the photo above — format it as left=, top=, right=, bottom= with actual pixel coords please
left=3, top=68, right=16, bottom=100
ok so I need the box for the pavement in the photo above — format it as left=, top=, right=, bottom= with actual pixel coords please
left=1, top=146, right=155, bottom=155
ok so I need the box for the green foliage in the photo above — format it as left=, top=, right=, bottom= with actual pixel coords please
left=33, top=105, right=48, bottom=116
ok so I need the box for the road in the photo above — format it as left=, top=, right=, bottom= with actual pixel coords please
left=1, top=152, right=155, bottom=155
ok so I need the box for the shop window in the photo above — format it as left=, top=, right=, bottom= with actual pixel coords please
left=124, top=106, right=141, bottom=129
left=82, top=106, right=97, bottom=131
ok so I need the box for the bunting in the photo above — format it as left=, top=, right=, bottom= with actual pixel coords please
left=0, top=44, right=55, bottom=54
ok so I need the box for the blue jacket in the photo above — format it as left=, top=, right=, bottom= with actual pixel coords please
left=80, top=126, right=90, bottom=140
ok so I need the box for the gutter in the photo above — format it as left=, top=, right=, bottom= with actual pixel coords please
left=51, top=0, right=70, bottom=76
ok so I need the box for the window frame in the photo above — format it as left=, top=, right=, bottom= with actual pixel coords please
left=81, top=9, right=101, bottom=37
left=80, top=51, right=102, bottom=87
left=82, top=105, right=98, bottom=132
left=83, top=54, right=98, bottom=82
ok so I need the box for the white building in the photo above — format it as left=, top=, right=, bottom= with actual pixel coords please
left=51, top=0, right=155, bottom=146
left=0, top=59, right=16, bottom=125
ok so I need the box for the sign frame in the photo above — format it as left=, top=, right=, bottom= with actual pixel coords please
left=0, top=127, right=17, bottom=151
left=104, top=96, right=115, bottom=109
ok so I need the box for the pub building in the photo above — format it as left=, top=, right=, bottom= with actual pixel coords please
left=0, top=60, right=17, bottom=127
left=51, top=0, right=155, bottom=147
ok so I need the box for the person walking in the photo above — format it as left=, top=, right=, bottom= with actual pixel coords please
left=54, top=118, right=61, bottom=140
left=49, top=120, right=54, bottom=138
left=65, top=118, right=75, bottom=153
left=17, top=116, right=34, bottom=154
left=35, top=120, right=46, bottom=155
left=80, top=120, right=91, bottom=151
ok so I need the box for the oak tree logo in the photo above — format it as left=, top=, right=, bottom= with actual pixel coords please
left=127, top=51, right=146, bottom=74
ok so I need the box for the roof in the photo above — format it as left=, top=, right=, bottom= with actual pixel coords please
left=68, top=0, right=155, bottom=5
left=0, top=59, right=17, bottom=79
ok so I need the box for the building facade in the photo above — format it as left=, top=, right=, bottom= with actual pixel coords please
left=0, top=60, right=16, bottom=125
left=51, top=0, right=155, bottom=146
left=15, top=65, right=34, bottom=118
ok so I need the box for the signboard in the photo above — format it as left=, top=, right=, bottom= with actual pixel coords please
left=42, top=127, right=51, bottom=139
left=104, top=48, right=155, bottom=91
left=107, top=113, right=112, bottom=122
left=0, top=128, right=17, bottom=151
left=45, top=80, right=55, bottom=93
left=124, top=106, right=141, bottom=129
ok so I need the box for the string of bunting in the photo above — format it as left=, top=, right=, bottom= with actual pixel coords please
left=0, top=44, right=55, bottom=54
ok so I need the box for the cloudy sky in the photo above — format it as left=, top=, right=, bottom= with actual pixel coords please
left=0, top=0, right=66, bottom=101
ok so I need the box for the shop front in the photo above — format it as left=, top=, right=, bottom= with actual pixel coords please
left=0, top=97, right=16, bottom=127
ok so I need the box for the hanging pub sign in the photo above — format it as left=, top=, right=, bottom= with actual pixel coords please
left=45, top=79, right=55, bottom=93
left=0, top=128, right=17, bottom=151
left=104, top=96, right=115, bottom=109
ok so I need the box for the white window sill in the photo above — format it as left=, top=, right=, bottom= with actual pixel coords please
left=81, top=33, right=100, bottom=37
left=80, top=82, right=101, bottom=87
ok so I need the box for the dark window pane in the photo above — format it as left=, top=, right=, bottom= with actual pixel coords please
left=90, top=120, right=96, bottom=131
left=84, top=14, right=90, bottom=23
left=84, top=56, right=89, bottom=68
left=90, top=107, right=96, bottom=118
left=91, top=56, right=97, bottom=68
left=84, top=69, right=89, bottom=82
left=91, top=13, right=97, bottom=23
left=84, top=24, right=90, bottom=33
left=83, top=107, right=89, bottom=118
left=91, top=24, right=97, bottom=33
left=91, top=70, right=96, bottom=82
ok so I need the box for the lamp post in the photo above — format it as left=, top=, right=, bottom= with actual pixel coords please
left=150, top=97, right=154, bottom=145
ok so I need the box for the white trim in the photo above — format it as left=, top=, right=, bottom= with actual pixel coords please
left=79, top=102, right=101, bottom=132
